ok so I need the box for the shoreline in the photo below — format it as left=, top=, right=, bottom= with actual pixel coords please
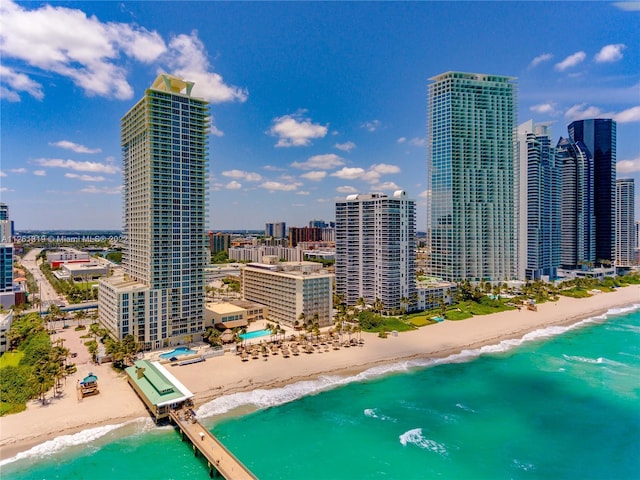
left=1, top=285, right=639, bottom=463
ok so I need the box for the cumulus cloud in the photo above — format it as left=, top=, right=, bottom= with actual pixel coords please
left=0, top=65, right=44, bottom=101
left=268, top=112, right=327, bottom=147
left=10, top=168, right=27, bottom=174
left=331, top=163, right=400, bottom=184
left=259, top=181, right=301, bottom=192
left=331, top=167, right=366, bottom=180
left=564, top=103, right=607, bottom=121
left=555, top=51, right=586, bottom=71
left=335, top=141, right=356, bottom=152
left=614, top=106, right=640, bottom=123
left=162, top=31, right=247, bottom=103
left=361, top=119, right=381, bottom=132
left=530, top=103, right=558, bottom=115
left=617, top=158, right=640, bottom=173
left=35, top=158, right=119, bottom=174
left=79, top=185, right=121, bottom=194
left=595, top=44, right=626, bottom=63
left=221, top=170, right=262, bottom=182
left=210, top=125, right=224, bottom=137
left=263, top=165, right=286, bottom=172
left=65, top=173, right=106, bottom=182
left=529, top=53, right=553, bottom=68
left=397, top=137, right=407, bottom=144
left=408, top=137, right=426, bottom=147
left=49, top=140, right=101, bottom=154
left=291, top=153, right=344, bottom=170
left=370, top=163, right=401, bottom=175
left=371, top=181, right=401, bottom=191
left=0, top=0, right=166, bottom=100
left=296, top=191, right=310, bottom=196
left=225, top=181, right=242, bottom=190
left=300, top=171, right=327, bottom=181
left=0, top=171, right=6, bottom=177
left=33, top=170, right=46, bottom=176
left=336, top=186, right=358, bottom=194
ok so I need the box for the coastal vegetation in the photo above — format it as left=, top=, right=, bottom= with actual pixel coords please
left=39, top=262, right=98, bottom=303
left=0, top=313, right=73, bottom=415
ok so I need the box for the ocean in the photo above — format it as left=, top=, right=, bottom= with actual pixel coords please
left=3, top=305, right=639, bottom=479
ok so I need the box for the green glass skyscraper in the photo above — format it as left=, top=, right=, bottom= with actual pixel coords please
left=427, top=71, right=517, bottom=282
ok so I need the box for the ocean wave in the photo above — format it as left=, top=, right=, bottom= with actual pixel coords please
left=364, top=408, right=397, bottom=422
left=197, top=303, right=640, bottom=420
left=455, top=403, right=476, bottom=413
left=0, top=417, right=154, bottom=467
left=562, top=354, right=628, bottom=368
left=399, top=428, right=448, bottom=456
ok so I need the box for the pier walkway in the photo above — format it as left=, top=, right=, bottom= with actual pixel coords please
left=169, top=408, right=257, bottom=479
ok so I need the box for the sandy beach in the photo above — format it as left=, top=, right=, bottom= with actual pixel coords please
left=1, top=284, right=638, bottom=462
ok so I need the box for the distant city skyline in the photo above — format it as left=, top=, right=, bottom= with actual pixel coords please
left=1, top=1, right=638, bottom=230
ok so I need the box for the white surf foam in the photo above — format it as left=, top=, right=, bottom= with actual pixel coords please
left=363, top=408, right=397, bottom=422
left=196, top=303, right=640, bottom=419
left=455, top=403, right=476, bottom=413
left=0, top=417, right=154, bottom=467
left=399, top=428, right=448, bottom=456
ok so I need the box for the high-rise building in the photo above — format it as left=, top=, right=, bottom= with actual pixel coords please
left=615, top=179, right=635, bottom=266
left=335, top=191, right=416, bottom=313
left=427, top=71, right=517, bottom=282
left=0, top=203, right=14, bottom=309
left=556, top=137, right=595, bottom=269
left=209, top=232, right=232, bottom=254
left=517, top=120, right=561, bottom=280
left=99, top=74, right=209, bottom=349
left=265, top=222, right=286, bottom=239
left=568, top=119, right=616, bottom=265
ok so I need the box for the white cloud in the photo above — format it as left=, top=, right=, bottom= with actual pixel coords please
left=263, top=165, right=286, bottom=172
left=555, top=51, right=586, bottom=71
left=331, top=167, right=366, bottom=180
left=617, top=158, right=640, bottom=173
left=268, top=113, right=327, bottom=147
left=613, top=2, right=640, bottom=11
left=397, top=137, right=407, bottom=144
left=162, top=31, right=247, bottom=103
left=564, top=103, right=606, bottom=121
left=529, top=53, right=553, bottom=69
left=0, top=0, right=166, bottom=99
left=259, top=181, right=301, bottom=192
left=49, top=140, right=101, bottom=154
left=0, top=171, right=6, bottom=177
left=335, top=141, right=356, bottom=152
left=0, top=65, right=44, bottom=101
left=33, top=170, right=46, bottom=176
left=221, top=170, right=262, bottom=182
left=370, top=163, right=401, bottom=175
left=595, top=44, right=626, bottom=63
left=361, top=119, right=381, bottom=132
left=419, top=190, right=431, bottom=199
left=408, top=137, right=426, bottom=147
left=291, top=153, right=345, bottom=170
left=79, top=185, right=121, bottom=194
left=65, top=173, right=106, bottom=182
left=9, top=168, right=26, bottom=174
left=296, top=191, right=310, bottom=196
left=35, top=158, right=119, bottom=174
left=614, top=106, right=640, bottom=123
left=300, top=171, right=327, bottom=181
left=0, top=187, right=9, bottom=193
left=225, top=181, right=242, bottom=190
left=210, top=125, right=224, bottom=137
left=371, top=181, right=401, bottom=191
left=336, top=186, right=358, bottom=194
left=530, top=103, right=557, bottom=115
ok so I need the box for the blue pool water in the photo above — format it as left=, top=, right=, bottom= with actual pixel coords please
left=159, top=347, right=197, bottom=359
left=239, top=329, right=272, bottom=340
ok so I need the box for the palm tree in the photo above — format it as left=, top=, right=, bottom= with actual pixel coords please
left=372, top=298, right=384, bottom=315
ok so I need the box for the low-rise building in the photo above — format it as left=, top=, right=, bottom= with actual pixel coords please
left=47, top=248, right=90, bottom=268
left=0, top=310, right=13, bottom=353
left=241, top=256, right=333, bottom=327
left=416, top=278, right=457, bottom=311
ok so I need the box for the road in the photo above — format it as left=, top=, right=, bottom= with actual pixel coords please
left=20, top=248, right=66, bottom=311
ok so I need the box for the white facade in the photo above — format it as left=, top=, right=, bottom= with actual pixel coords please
left=615, top=179, right=635, bottom=266
left=241, top=259, right=333, bottom=327
left=229, top=246, right=303, bottom=263
left=46, top=249, right=90, bottom=265
left=99, top=74, right=209, bottom=349
left=0, top=310, right=13, bottom=353
left=416, top=280, right=457, bottom=311
left=335, top=191, right=416, bottom=313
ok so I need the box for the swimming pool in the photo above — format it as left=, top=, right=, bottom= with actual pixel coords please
left=239, top=329, right=272, bottom=340
left=159, top=346, right=197, bottom=359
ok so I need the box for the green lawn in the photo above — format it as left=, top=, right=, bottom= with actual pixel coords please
left=0, top=351, right=24, bottom=369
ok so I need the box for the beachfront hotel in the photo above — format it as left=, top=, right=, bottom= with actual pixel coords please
left=517, top=120, right=561, bottom=280
left=615, top=178, right=635, bottom=267
left=335, top=191, right=416, bottom=313
left=98, top=74, right=209, bottom=349
left=427, top=71, right=517, bottom=282
left=241, top=256, right=333, bottom=327
left=568, top=119, right=617, bottom=265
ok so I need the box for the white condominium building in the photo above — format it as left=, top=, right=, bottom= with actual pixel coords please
left=98, top=74, right=209, bottom=349
left=335, top=191, right=416, bottom=313
left=428, top=71, right=517, bottom=282
left=241, top=257, right=333, bottom=327
left=615, top=178, right=635, bottom=266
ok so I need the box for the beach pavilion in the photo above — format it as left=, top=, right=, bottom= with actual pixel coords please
left=125, top=360, right=194, bottom=422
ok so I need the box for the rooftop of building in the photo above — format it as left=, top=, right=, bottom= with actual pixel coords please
left=99, top=274, right=148, bottom=291
left=125, top=360, right=193, bottom=408
left=205, top=302, right=245, bottom=314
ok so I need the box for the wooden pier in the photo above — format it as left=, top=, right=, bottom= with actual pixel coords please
left=169, top=408, right=257, bottom=479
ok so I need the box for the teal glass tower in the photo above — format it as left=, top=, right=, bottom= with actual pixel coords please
left=427, top=72, right=517, bottom=282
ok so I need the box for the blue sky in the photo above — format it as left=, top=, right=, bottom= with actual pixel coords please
left=1, top=1, right=638, bottom=231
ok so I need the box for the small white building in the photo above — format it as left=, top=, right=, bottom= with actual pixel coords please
left=0, top=310, right=14, bottom=353
left=416, top=278, right=457, bottom=311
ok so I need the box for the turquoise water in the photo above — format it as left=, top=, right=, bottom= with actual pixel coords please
left=159, top=347, right=197, bottom=359
left=239, top=329, right=272, bottom=340
left=3, top=305, right=639, bottom=479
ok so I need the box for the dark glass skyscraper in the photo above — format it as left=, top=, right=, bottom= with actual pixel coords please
left=568, top=119, right=616, bottom=265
